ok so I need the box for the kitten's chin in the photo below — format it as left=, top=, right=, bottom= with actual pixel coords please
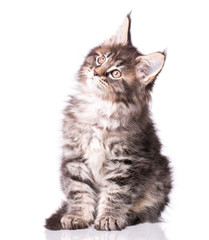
left=86, top=77, right=109, bottom=98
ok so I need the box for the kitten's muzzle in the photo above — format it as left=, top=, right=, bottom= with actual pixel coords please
left=94, top=70, right=101, bottom=77
left=94, top=70, right=108, bottom=83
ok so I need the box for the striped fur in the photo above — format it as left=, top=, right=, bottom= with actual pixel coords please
left=45, top=15, right=172, bottom=231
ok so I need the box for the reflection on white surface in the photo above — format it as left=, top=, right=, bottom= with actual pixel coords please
left=45, top=223, right=168, bottom=240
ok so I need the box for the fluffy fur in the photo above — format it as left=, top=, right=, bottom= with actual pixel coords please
left=45, top=14, right=172, bottom=231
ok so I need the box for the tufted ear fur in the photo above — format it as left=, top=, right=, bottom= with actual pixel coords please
left=136, top=53, right=165, bottom=85
left=103, top=14, right=132, bottom=46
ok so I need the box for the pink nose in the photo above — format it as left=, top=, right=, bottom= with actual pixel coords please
left=94, top=70, right=100, bottom=77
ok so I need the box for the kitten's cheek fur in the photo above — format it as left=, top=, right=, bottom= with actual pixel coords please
left=86, top=77, right=98, bottom=92
left=86, top=77, right=94, bottom=89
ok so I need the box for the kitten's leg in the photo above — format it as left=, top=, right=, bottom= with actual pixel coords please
left=94, top=159, right=138, bottom=231
left=127, top=199, right=167, bottom=225
left=61, top=158, right=97, bottom=229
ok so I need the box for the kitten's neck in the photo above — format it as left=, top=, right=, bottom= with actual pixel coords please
left=69, top=88, right=150, bottom=130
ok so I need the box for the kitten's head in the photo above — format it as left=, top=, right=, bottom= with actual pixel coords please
left=79, top=15, right=165, bottom=105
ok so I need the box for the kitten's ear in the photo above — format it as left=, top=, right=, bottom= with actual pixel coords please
left=136, top=53, right=165, bottom=85
left=103, top=14, right=131, bottom=46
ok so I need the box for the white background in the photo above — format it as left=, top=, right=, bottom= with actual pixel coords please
left=0, top=0, right=209, bottom=239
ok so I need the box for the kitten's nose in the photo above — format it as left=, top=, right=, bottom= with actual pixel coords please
left=94, top=70, right=100, bottom=77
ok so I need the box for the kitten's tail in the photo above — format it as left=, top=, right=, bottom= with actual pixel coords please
left=45, top=202, right=68, bottom=230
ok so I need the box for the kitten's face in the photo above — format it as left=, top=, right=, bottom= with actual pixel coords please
left=78, top=15, right=165, bottom=104
left=79, top=45, right=141, bottom=102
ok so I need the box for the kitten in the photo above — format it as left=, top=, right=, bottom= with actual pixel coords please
left=45, top=14, right=172, bottom=231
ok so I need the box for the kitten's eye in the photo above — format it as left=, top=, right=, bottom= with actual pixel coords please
left=111, top=70, right=122, bottom=79
left=97, top=55, right=106, bottom=65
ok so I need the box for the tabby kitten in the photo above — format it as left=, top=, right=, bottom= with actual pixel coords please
left=45, top=15, right=172, bottom=231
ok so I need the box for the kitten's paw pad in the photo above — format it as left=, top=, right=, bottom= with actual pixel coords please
left=61, top=215, right=89, bottom=230
left=94, top=216, right=126, bottom=231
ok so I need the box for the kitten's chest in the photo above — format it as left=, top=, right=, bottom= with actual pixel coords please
left=73, top=98, right=121, bottom=182
left=82, top=126, right=106, bottom=182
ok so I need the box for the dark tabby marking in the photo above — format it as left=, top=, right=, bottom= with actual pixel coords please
left=45, top=14, right=172, bottom=231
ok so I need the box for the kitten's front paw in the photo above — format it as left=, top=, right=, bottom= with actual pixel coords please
left=61, top=214, right=89, bottom=230
left=94, top=216, right=126, bottom=231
